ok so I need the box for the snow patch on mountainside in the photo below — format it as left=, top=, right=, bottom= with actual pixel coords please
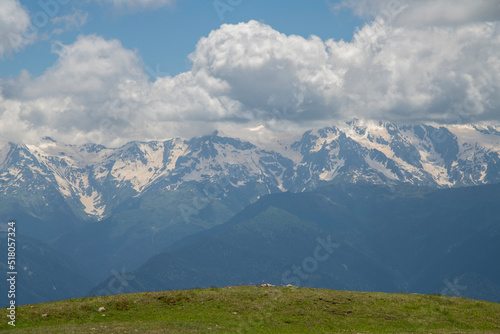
left=343, top=124, right=395, bottom=157
left=52, top=173, right=72, bottom=197
left=108, top=141, right=190, bottom=193
left=345, top=125, right=424, bottom=181
left=364, top=156, right=398, bottom=181
left=448, top=125, right=500, bottom=153
left=165, top=140, right=189, bottom=171
left=310, top=131, right=341, bottom=153
left=80, top=190, right=105, bottom=219
left=319, top=159, right=344, bottom=181
left=111, top=158, right=159, bottom=193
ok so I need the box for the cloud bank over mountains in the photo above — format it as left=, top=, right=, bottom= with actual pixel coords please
left=0, top=0, right=499, bottom=145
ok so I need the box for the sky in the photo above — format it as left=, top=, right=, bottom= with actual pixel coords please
left=0, top=0, right=499, bottom=146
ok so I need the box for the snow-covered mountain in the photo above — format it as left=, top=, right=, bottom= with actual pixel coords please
left=1, top=121, right=499, bottom=221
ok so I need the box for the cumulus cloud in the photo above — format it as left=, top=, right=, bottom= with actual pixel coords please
left=0, top=35, right=149, bottom=144
left=0, top=0, right=33, bottom=57
left=189, top=21, right=343, bottom=121
left=336, top=22, right=500, bottom=122
left=1, top=18, right=500, bottom=145
left=169, top=19, right=500, bottom=124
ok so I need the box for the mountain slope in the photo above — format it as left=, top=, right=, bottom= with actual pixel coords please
left=0, top=234, right=93, bottom=307
left=89, top=183, right=500, bottom=302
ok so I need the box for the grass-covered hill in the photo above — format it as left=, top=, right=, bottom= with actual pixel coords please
left=2, top=286, right=499, bottom=333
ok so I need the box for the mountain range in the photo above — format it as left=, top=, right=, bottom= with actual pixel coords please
left=89, top=182, right=500, bottom=303
left=1, top=120, right=499, bottom=306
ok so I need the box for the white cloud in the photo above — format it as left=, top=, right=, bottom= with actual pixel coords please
left=12, top=35, right=146, bottom=100
left=395, top=0, right=500, bottom=26
left=182, top=19, right=500, bottom=124
left=188, top=21, right=343, bottom=121
left=335, top=21, right=500, bottom=122
left=0, top=0, right=33, bottom=57
left=51, top=10, right=88, bottom=35
left=335, top=0, right=500, bottom=26
left=0, top=35, right=149, bottom=145
left=1, top=19, right=499, bottom=145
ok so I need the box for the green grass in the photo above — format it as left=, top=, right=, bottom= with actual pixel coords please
left=1, top=286, right=499, bottom=333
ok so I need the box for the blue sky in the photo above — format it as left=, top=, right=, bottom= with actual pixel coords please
left=0, top=0, right=499, bottom=145
left=1, top=1, right=363, bottom=78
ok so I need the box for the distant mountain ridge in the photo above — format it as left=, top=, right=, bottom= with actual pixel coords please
left=1, top=120, right=499, bottom=222
left=0, top=120, right=500, bottom=304
left=89, top=183, right=500, bottom=303
left=1, top=120, right=499, bottom=305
